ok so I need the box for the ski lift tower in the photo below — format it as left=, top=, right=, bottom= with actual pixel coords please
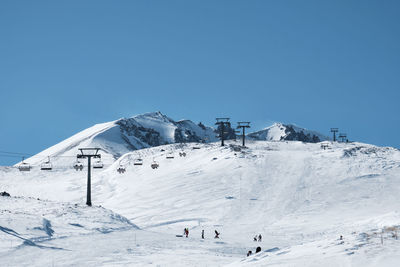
left=236, top=122, right=251, bottom=147
left=330, top=128, right=339, bottom=142
left=215, top=118, right=230, bottom=146
left=77, top=148, right=101, bottom=206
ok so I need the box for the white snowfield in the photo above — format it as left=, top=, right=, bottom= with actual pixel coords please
left=1, top=140, right=400, bottom=266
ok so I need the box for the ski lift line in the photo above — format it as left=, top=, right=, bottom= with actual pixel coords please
left=0, top=150, right=34, bottom=156
left=0, top=154, right=26, bottom=158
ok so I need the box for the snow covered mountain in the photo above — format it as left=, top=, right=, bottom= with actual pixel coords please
left=12, top=112, right=400, bottom=266
left=22, top=112, right=330, bottom=169
left=23, top=111, right=218, bottom=165
left=248, top=122, right=329, bottom=143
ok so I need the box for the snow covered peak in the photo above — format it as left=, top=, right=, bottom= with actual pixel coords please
left=21, top=112, right=331, bottom=167
left=248, top=122, right=329, bottom=143
left=23, top=112, right=217, bottom=165
left=131, top=111, right=173, bottom=124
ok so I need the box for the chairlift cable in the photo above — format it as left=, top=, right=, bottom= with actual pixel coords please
left=0, top=150, right=34, bottom=156
left=0, top=154, right=25, bottom=158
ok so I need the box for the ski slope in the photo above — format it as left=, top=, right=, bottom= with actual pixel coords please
left=1, top=140, right=400, bottom=266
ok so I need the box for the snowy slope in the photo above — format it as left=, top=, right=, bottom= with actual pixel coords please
left=0, top=195, right=239, bottom=266
left=2, top=139, right=400, bottom=266
left=248, top=122, right=329, bottom=143
left=20, top=111, right=217, bottom=167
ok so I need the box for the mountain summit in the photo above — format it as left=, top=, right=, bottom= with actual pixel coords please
left=23, top=112, right=327, bottom=164
left=24, top=111, right=217, bottom=164
left=248, top=122, right=329, bottom=143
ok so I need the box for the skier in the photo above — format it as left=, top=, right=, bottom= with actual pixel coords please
left=202, top=229, right=204, bottom=239
left=247, top=250, right=252, bottom=257
left=253, top=235, right=258, bottom=242
left=256, top=246, right=261, bottom=253
left=214, top=230, right=220, bottom=239
left=258, top=234, right=262, bottom=242
left=184, top=228, right=189, bottom=238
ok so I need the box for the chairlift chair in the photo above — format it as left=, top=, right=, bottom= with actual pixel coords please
left=117, top=164, right=126, bottom=174
left=166, top=152, right=174, bottom=159
left=73, top=160, right=84, bottom=171
left=18, top=162, right=31, bottom=172
left=133, top=158, right=143, bottom=166
left=320, top=142, right=330, bottom=150
left=93, top=159, right=103, bottom=169
left=179, top=152, right=186, bottom=157
left=151, top=161, right=159, bottom=169
left=40, top=156, right=52, bottom=171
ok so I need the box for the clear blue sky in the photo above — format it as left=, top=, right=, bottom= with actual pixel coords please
left=1, top=0, right=399, bottom=165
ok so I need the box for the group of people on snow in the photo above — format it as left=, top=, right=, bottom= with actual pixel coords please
left=181, top=228, right=264, bottom=257
left=253, top=234, right=262, bottom=242
left=247, top=246, right=261, bottom=257
left=247, top=234, right=262, bottom=257
left=183, top=228, right=220, bottom=239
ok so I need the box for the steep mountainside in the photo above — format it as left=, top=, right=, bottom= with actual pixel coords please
left=22, top=112, right=217, bottom=165
left=248, top=122, right=329, bottom=143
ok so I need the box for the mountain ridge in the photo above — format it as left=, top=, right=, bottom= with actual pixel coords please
left=21, top=112, right=328, bottom=165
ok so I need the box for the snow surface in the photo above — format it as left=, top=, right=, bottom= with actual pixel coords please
left=2, top=138, right=400, bottom=266
left=248, top=122, right=329, bottom=142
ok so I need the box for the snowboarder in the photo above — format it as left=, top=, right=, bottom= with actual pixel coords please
left=202, top=229, right=204, bottom=239
left=214, top=230, right=220, bottom=239
left=340, top=235, right=343, bottom=240
left=247, top=250, right=252, bottom=257
left=258, top=234, right=262, bottom=242
left=256, top=246, right=261, bottom=253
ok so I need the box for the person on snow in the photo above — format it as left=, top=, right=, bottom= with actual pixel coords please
left=247, top=250, right=252, bottom=257
left=253, top=235, right=258, bottom=242
left=184, top=228, right=189, bottom=238
left=215, top=230, right=220, bottom=239
left=258, top=234, right=262, bottom=242
left=202, top=229, right=204, bottom=239
left=256, top=246, right=261, bottom=253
